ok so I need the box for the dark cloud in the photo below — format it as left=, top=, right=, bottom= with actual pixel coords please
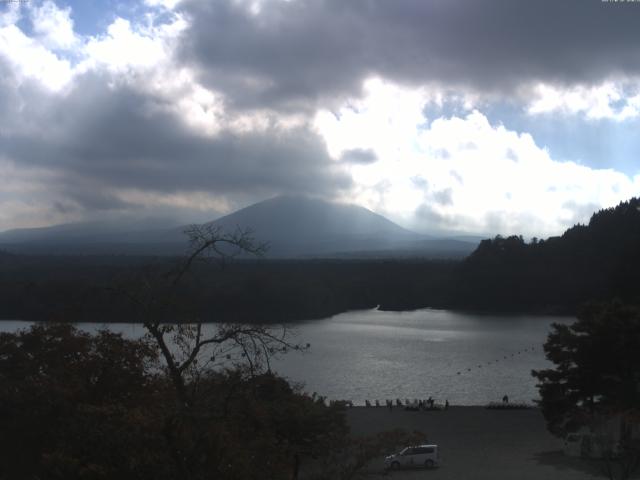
left=340, top=148, right=377, bottom=164
left=179, top=0, right=640, bottom=109
left=432, top=188, right=453, bottom=206
left=414, top=202, right=459, bottom=233
left=0, top=70, right=351, bottom=216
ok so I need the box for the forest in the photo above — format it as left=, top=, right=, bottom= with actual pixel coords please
left=0, top=197, right=638, bottom=323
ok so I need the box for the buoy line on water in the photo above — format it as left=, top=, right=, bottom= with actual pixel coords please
left=455, top=345, right=540, bottom=376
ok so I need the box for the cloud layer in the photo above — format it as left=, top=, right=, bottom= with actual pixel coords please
left=182, top=0, right=640, bottom=107
left=0, top=0, right=639, bottom=235
left=315, top=79, right=640, bottom=236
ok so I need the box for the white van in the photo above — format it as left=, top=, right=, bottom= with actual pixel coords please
left=384, top=444, right=439, bottom=469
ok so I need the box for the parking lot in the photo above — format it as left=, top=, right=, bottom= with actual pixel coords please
left=346, top=406, right=608, bottom=479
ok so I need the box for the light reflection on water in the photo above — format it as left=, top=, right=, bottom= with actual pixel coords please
left=0, top=308, right=573, bottom=406
left=272, top=308, right=573, bottom=406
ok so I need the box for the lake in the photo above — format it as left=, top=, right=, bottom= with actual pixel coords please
left=0, top=308, right=572, bottom=406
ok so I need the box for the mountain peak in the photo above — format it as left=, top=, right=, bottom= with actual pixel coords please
left=209, top=196, right=417, bottom=250
left=0, top=196, right=477, bottom=258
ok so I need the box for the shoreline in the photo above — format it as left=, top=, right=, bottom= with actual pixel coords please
left=0, top=304, right=576, bottom=324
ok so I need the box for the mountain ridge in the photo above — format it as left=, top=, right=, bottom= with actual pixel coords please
left=0, top=195, right=477, bottom=258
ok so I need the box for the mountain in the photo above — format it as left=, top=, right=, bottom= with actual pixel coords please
left=0, top=218, right=184, bottom=255
left=206, top=195, right=415, bottom=256
left=210, top=195, right=416, bottom=240
left=0, top=196, right=478, bottom=258
left=187, top=195, right=477, bottom=257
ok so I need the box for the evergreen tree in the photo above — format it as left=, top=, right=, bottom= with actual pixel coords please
left=533, top=301, right=640, bottom=479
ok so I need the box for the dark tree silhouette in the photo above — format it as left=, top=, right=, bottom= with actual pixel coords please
left=0, top=324, right=167, bottom=480
left=0, top=323, right=359, bottom=480
left=113, top=225, right=301, bottom=405
left=107, top=225, right=425, bottom=479
left=111, top=225, right=321, bottom=478
left=458, top=197, right=640, bottom=312
left=0, top=225, right=427, bottom=480
left=532, top=301, right=640, bottom=479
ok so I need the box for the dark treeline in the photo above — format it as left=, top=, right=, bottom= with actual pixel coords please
left=1, top=197, right=639, bottom=322
left=0, top=323, right=426, bottom=479
left=457, top=197, right=640, bottom=313
left=0, top=254, right=457, bottom=323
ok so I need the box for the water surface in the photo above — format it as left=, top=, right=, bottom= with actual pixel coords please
left=0, top=308, right=572, bottom=405
left=270, top=308, right=571, bottom=405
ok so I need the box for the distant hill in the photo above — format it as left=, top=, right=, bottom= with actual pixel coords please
left=0, top=218, right=185, bottom=256
left=457, top=197, right=640, bottom=312
left=0, top=196, right=478, bottom=258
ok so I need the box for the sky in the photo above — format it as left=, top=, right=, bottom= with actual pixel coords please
left=1, top=0, right=639, bottom=237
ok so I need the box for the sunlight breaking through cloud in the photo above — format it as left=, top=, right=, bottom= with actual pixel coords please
left=0, top=0, right=639, bottom=234
left=316, top=79, right=640, bottom=236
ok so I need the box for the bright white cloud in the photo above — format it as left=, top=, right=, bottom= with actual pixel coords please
left=144, top=0, right=183, bottom=9
left=316, top=78, right=431, bottom=160
left=75, top=13, right=284, bottom=138
left=0, top=23, right=74, bottom=91
left=2, top=4, right=213, bottom=131
left=0, top=1, right=187, bottom=88
left=528, top=81, right=640, bottom=121
left=316, top=79, right=640, bottom=236
left=0, top=2, right=21, bottom=27
left=81, top=18, right=172, bottom=73
left=31, top=0, right=78, bottom=50
left=0, top=2, right=80, bottom=92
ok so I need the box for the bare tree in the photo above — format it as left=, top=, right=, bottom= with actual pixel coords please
left=111, top=224, right=310, bottom=479
left=112, top=224, right=427, bottom=480
left=117, top=224, right=307, bottom=405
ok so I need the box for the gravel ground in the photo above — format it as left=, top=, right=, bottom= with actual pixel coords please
left=346, top=406, right=611, bottom=480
